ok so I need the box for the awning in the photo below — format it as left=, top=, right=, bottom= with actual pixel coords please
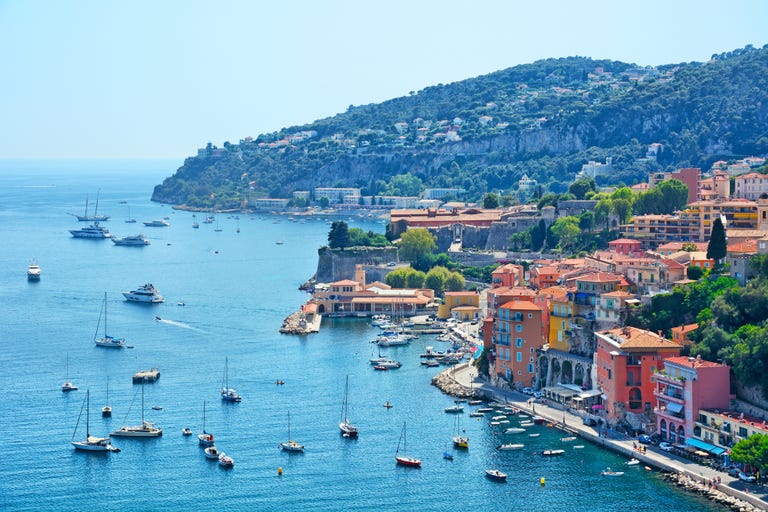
left=665, top=401, right=683, bottom=414
left=685, top=438, right=726, bottom=456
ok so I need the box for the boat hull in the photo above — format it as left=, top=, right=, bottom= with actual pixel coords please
left=71, top=440, right=113, bottom=452
left=110, top=426, right=162, bottom=438
left=339, top=422, right=359, bottom=438
left=395, top=456, right=421, bottom=467
left=485, top=470, right=507, bottom=481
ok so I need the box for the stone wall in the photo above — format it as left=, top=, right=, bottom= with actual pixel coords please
left=314, top=247, right=399, bottom=284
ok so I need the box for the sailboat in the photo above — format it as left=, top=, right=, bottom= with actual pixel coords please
left=94, top=292, right=125, bottom=348
left=71, top=390, right=118, bottom=452
left=72, top=192, right=110, bottom=222
left=102, top=378, right=112, bottom=417
left=280, top=411, right=304, bottom=452
left=220, top=357, right=242, bottom=402
left=339, top=375, right=359, bottom=438
left=192, top=214, right=199, bottom=229
left=62, top=353, right=78, bottom=392
left=198, top=401, right=214, bottom=447
left=395, top=421, right=421, bottom=467
left=110, top=384, right=162, bottom=437
left=452, top=414, right=469, bottom=449
left=125, top=206, right=136, bottom=223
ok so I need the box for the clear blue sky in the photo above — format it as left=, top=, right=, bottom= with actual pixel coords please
left=1, top=0, right=766, bottom=160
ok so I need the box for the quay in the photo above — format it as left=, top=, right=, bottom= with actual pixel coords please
left=436, top=362, right=768, bottom=512
left=132, top=368, right=160, bottom=383
left=279, top=303, right=321, bottom=335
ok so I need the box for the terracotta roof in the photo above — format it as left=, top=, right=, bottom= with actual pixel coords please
left=599, top=326, right=678, bottom=350
left=330, top=279, right=360, bottom=286
left=671, top=323, right=699, bottom=335
left=600, top=290, right=635, bottom=298
left=445, top=291, right=479, bottom=297
left=727, top=239, right=759, bottom=254
left=576, top=271, right=625, bottom=283
left=664, top=356, right=725, bottom=369
left=608, top=238, right=642, bottom=245
left=499, top=301, right=543, bottom=312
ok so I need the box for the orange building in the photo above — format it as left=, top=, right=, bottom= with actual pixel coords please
left=492, top=301, right=545, bottom=387
left=594, top=326, right=682, bottom=426
left=491, top=263, right=524, bottom=288
left=529, top=265, right=560, bottom=289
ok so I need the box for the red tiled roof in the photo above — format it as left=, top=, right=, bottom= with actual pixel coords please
left=500, top=301, right=543, bottom=311
left=664, top=356, right=725, bottom=369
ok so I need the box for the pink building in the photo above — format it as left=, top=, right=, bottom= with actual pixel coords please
left=653, top=355, right=731, bottom=447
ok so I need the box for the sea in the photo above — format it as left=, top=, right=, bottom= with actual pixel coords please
left=0, top=159, right=718, bottom=511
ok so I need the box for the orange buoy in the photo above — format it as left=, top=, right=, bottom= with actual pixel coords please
left=278, top=467, right=283, bottom=475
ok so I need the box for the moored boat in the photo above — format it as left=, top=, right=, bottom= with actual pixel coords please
left=280, top=412, right=304, bottom=452
left=204, top=445, right=220, bottom=459
left=339, top=375, right=359, bottom=439
left=142, top=219, right=170, bottom=227
left=218, top=453, right=234, bottom=468
left=497, top=443, right=524, bottom=451
left=445, top=405, right=464, bottom=414
left=601, top=467, right=625, bottom=476
left=71, top=390, right=119, bottom=453
left=27, top=260, right=41, bottom=281
left=542, top=449, right=565, bottom=456
left=110, top=384, right=162, bottom=438
left=93, top=293, right=125, bottom=348
left=220, top=357, right=242, bottom=403
left=395, top=421, right=421, bottom=468
left=485, top=469, right=507, bottom=482
left=70, top=222, right=112, bottom=239
left=112, top=234, right=150, bottom=246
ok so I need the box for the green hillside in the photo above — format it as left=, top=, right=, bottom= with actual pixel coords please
left=152, top=45, right=768, bottom=209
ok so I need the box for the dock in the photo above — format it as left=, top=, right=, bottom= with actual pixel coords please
left=132, top=368, right=160, bottom=383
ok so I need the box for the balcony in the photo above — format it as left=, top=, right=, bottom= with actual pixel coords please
left=653, top=389, right=684, bottom=403
left=654, top=404, right=685, bottom=421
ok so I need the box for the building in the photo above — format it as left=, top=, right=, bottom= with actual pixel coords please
left=653, top=355, right=731, bottom=448
left=314, top=187, right=361, bottom=205
left=437, top=291, right=480, bottom=319
left=696, top=409, right=768, bottom=458
left=250, top=197, right=290, bottom=210
left=422, top=188, right=465, bottom=200
left=529, top=265, right=560, bottom=289
left=546, top=286, right=575, bottom=352
left=491, top=263, right=524, bottom=288
left=734, top=172, right=768, bottom=200
left=594, top=326, right=682, bottom=429
left=670, top=324, right=698, bottom=346
left=648, top=167, right=701, bottom=205
left=608, top=238, right=643, bottom=255
left=492, top=300, right=545, bottom=388
left=388, top=207, right=503, bottom=238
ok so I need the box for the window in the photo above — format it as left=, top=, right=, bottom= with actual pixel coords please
left=516, top=352, right=522, bottom=362
left=515, top=325, right=523, bottom=332
left=527, top=364, right=534, bottom=373
left=515, top=338, right=523, bottom=347
left=528, top=313, right=533, bottom=319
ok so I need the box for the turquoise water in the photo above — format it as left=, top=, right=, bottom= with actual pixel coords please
left=0, top=159, right=717, bottom=511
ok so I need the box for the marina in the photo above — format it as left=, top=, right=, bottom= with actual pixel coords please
left=0, top=160, right=725, bottom=512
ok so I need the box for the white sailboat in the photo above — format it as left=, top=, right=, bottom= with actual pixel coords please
left=198, top=401, right=214, bottom=447
left=220, top=357, right=242, bottom=402
left=94, top=292, right=125, bottom=348
left=280, top=411, right=304, bottom=452
left=125, top=206, right=136, bottom=223
left=395, top=421, right=421, bottom=467
left=102, top=378, right=112, bottom=417
left=71, top=390, right=118, bottom=452
left=110, top=384, right=162, bottom=437
left=339, top=375, right=359, bottom=438
left=62, top=353, right=78, bottom=392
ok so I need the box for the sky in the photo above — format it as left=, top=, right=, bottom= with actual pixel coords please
left=1, top=0, right=767, bottom=160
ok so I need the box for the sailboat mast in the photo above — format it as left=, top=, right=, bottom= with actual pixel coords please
left=86, top=390, right=90, bottom=437
left=104, top=292, right=108, bottom=337
left=140, top=384, right=145, bottom=424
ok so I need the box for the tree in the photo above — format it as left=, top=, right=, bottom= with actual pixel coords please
left=317, top=196, right=330, bottom=208
left=568, top=177, right=597, bottom=200
left=399, top=228, right=437, bottom=263
left=483, top=193, right=500, bottom=209
left=682, top=242, right=699, bottom=252
left=707, top=217, right=727, bottom=264
left=445, top=272, right=466, bottom=292
left=384, top=268, right=409, bottom=288
left=530, top=219, right=547, bottom=251
left=405, top=269, right=426, bottom=288
left=578, top=211, right=594, bottom=232
left=730, top=433, right=768, bottom=476
left=594, top=199, right=612, bottom=230
left=686, top=265, right=704, bottom=280
left=612, top=198, right=632, bottom=225
left=550, top=217, right=581, bottom=253
left=657, top=179, right=689, bottom=212
left=425, top=266, right=450, bottom=296
left=327, top=221, right=351, bottom=249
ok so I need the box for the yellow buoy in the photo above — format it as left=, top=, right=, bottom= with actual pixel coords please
left=540, top=477, right=546, bottom=486
left=278, top=467, right=283, bottom=475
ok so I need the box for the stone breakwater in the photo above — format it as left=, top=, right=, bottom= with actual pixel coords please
left=279, top=309, right=321, bottom=335
left=665, top=473, right=765, bottom=512
left=431, top=366, right=484, bottom=399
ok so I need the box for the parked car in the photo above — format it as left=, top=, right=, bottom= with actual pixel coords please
left=638, top=434, right=652, bottom=445
left=583, top=418, right=597, bottom=427
left=533, top=391, right=542, bottom=399
left=727, top=467, right=742, bottom=477
left=739, top=472, right=757, bottom=482
left=522, top=387, right=533, bottom=395
left=650, top=433, right=662, bottom=445
left=659, top=442, right=674, bottom=452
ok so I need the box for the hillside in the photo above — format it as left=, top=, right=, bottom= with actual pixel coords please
left=152, top=45, right=768, bottom=208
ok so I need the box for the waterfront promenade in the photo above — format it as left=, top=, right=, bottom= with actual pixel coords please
left=446, top=363, right=768, bottom=511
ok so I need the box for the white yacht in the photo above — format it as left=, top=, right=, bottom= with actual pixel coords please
left=142, top=220, right=170, bottom=227
left=27, top=261, right=41, bottom=281
left=112, top=234, right=150, bottom=246
left=110, top=385, right=162, bottom=438
left=122, top=283, right=164, bottom=303
left=69, top=223, right=112, bottom=239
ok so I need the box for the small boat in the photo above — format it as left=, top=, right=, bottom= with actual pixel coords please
left=469, top=412, right=485, bottom=418
left=71, top=390, right=118, bottom=453
left=542, top=449, right=565, bottom=456
left=142, top=219, right=170, bottom=227
left=485, top=469, right=507, bottom=482
left=532, top=416, right=546, bottom=424
left=94, top=293, right=126, bottom=348
left=220, top=357, right=242, bottom=403
left=454, top=399, right=467, bottom=404
left=62, top=354, right=77, bottom=392
left=520, top=421, right=534, bottom=427
left=477, top=408, right=493, bottom=413
left=280, top=411, right=304, bottom=452
left=112, top=234, right=150, bottom=246
left=445, top=405, right=464, bottom=414
left=504, top=428, right=525, bottom=434
left=443, top=451, right=454, bottom=460
left=395, top=421, right=421, bottom=467
left=560, top=436, right=577, bottom=442
left=601, top=468, right=625, bottom=477
left=27, top=260, right=41, bottom=281
left=490, top=421, right=500, bottom=426
left=573, top=445, right=585, bottom=449
left=102, top=379, right=112, bottom=417
left=626, top=458, right=640, bottom=466
left=182, top=428, right=192, bottom=436
left=383, top=401, right=393, bottom=409
left=492, top=415, right=507, bottom=421
left=110, top=384, right=162, bottom=438
left=198, top=401, right=214, bottom=447
left=339, top=375, right=359, bottom=439
left=218, top=453, right=234, bottom=468
left=497, top=443, right=524, bottom=451
left=373, top=365, right=389, bottom=371
left=529, top=433, right=540, bottom=438
left=275, top=380, right=285, bottom=385
left=468, top=400, right=483, bottom=405
left=122, top=283, right=164, bottom=303
left=373, top=359, right=401, bottom=369
left=204, top=445, right=220, bottom=459
left=422, top=360, right=439, bottom=367
left=192, top=214, right=199, bottom=229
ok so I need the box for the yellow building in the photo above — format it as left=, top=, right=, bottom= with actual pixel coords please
left=545, top=286, right=574, bottom=352
left=437, top=291, right=480, bottom=319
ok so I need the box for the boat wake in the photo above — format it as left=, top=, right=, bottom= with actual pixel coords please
left=155, top=318, right=203, bottom=332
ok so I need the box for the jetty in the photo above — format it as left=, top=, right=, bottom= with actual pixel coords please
left=279, top=303, right=321, bottom=335
left=132, top=368, right=160, bottom=383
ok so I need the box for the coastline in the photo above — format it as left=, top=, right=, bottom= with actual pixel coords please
left=434, top=363, right=767, bottom=512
